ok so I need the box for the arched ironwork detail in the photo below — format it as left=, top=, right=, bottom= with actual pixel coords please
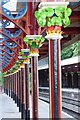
left=0, top=20, right=10, bottom=29
left=5, top=41, right=17, bottom=48
left=2, top=1, right=28, bottom=20
left=4, top=29, right=22, bottom=38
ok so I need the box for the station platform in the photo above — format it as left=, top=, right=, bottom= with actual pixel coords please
left=0, top=93, right=21, bottom=119
left=0, top=93, right=75, bottom=119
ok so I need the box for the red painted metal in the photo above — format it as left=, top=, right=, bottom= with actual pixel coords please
left=0, top=8, right=29, bottom=35
left=3, top=55, right=18, bottom=72
left=31, top=57, right=38, bottom=119
left=57, top=40, right=62, bottom=118
left=49, top=39, right=62, bottom=118
left=40, top=27, right=80, bottom=35
left=49, top=40, right=54, bottom=118
left=18, top=70, right=20, bottom=104
left=21, top=67, right=24, bottom=119
left=1, top=2, right=79, bottom=72
left=62, top=27, right=80, bottom=35
left=0, top=5, right=29, bottom=71
left=0, top=30, right=22, bottom=48
left=24, top=63, right=30, bottom=119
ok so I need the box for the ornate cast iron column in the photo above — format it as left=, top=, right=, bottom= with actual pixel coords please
left=24, top=61, right=30, bottom=119
left=20, top=65, right=24, bottom=119
left=31, top=56, right=38, bottom=119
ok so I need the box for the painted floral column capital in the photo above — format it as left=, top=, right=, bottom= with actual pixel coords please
left=24, top=35, right=45, bottom=56
left=19, top=49, right=30, bottom=64
left=35, top=2, right=72, bottom=38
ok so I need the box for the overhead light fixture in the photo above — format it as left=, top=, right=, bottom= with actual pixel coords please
left=62, top=67, right=65, bottom=69
left=75, top=65, right=78, bottom=67
left=68, top=66, right=71, bottom=68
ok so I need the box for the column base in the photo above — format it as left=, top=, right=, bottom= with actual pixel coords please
left=25, top=109, right=30, bottom=120
left=13, top=93, right=15, bottom=100
left=19, top=100, right=22, bottom=112
left=18, top=99, right=21, bottom=112
left=16, top=96, right=19, bottom=107
left=14, top=94, right=16, bottom=103
left=15, top=94, right=17, bottom=103
left=9, top=90, right=10, bottom=97
left=11, top=91, right=13, bottom=98
left=21, top=103, right=25, bottom=119
left=6, top=89, right=8, bottom=95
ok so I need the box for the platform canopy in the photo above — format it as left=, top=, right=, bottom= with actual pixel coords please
left=0, top=0, right=80, bottom=72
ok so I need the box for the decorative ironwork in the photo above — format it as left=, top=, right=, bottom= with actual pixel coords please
left=69, top=2, right=80, bottom=8
left=0, top=20, right=10, bottom=29
left=2, top=1, right=28, bottom=20
left=6, top=49, right=14, bottom=54
left=0, top=35, right=7, bottom=42
left=5, top=41, right=17, bottom=48
left=4, top=29, right=22, bottom=38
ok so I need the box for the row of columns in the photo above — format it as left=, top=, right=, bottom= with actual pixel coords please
left=62, top=72, right=79, bottom=88
left=4, top=63, right=30, bottom=120
left=4, top=57, right=39, bottom=119
left=4, top=39, right=62, bottom=119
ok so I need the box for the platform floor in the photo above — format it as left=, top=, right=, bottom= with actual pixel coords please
left=0, top=93, right=75, bottom=119
left=0, top=93, right=21, bottom=119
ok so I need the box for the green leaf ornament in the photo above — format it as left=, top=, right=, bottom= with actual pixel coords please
left=24, top=37, right=29, bottom=43
left=62, top=17, right=70, bottom=28
left=55, top=6, right=64, bottom=17
left=65, top=8, right=72, bottom=17
left=51, top=16, right=62, bottom=26
left=41, top=37, right=45, bottom=42
left=47, top=17, right=52, bottom=27
left=31, top=42, right=38, bottom=49
left=36, top=36, right=41, bottom=42
left=55, top=6, right=72, bottom=18
left=38, top=18, right=46, bottom=27
left=45, top=7, right=54, bottom=17
left=35, top=11, right=40, bottom=19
